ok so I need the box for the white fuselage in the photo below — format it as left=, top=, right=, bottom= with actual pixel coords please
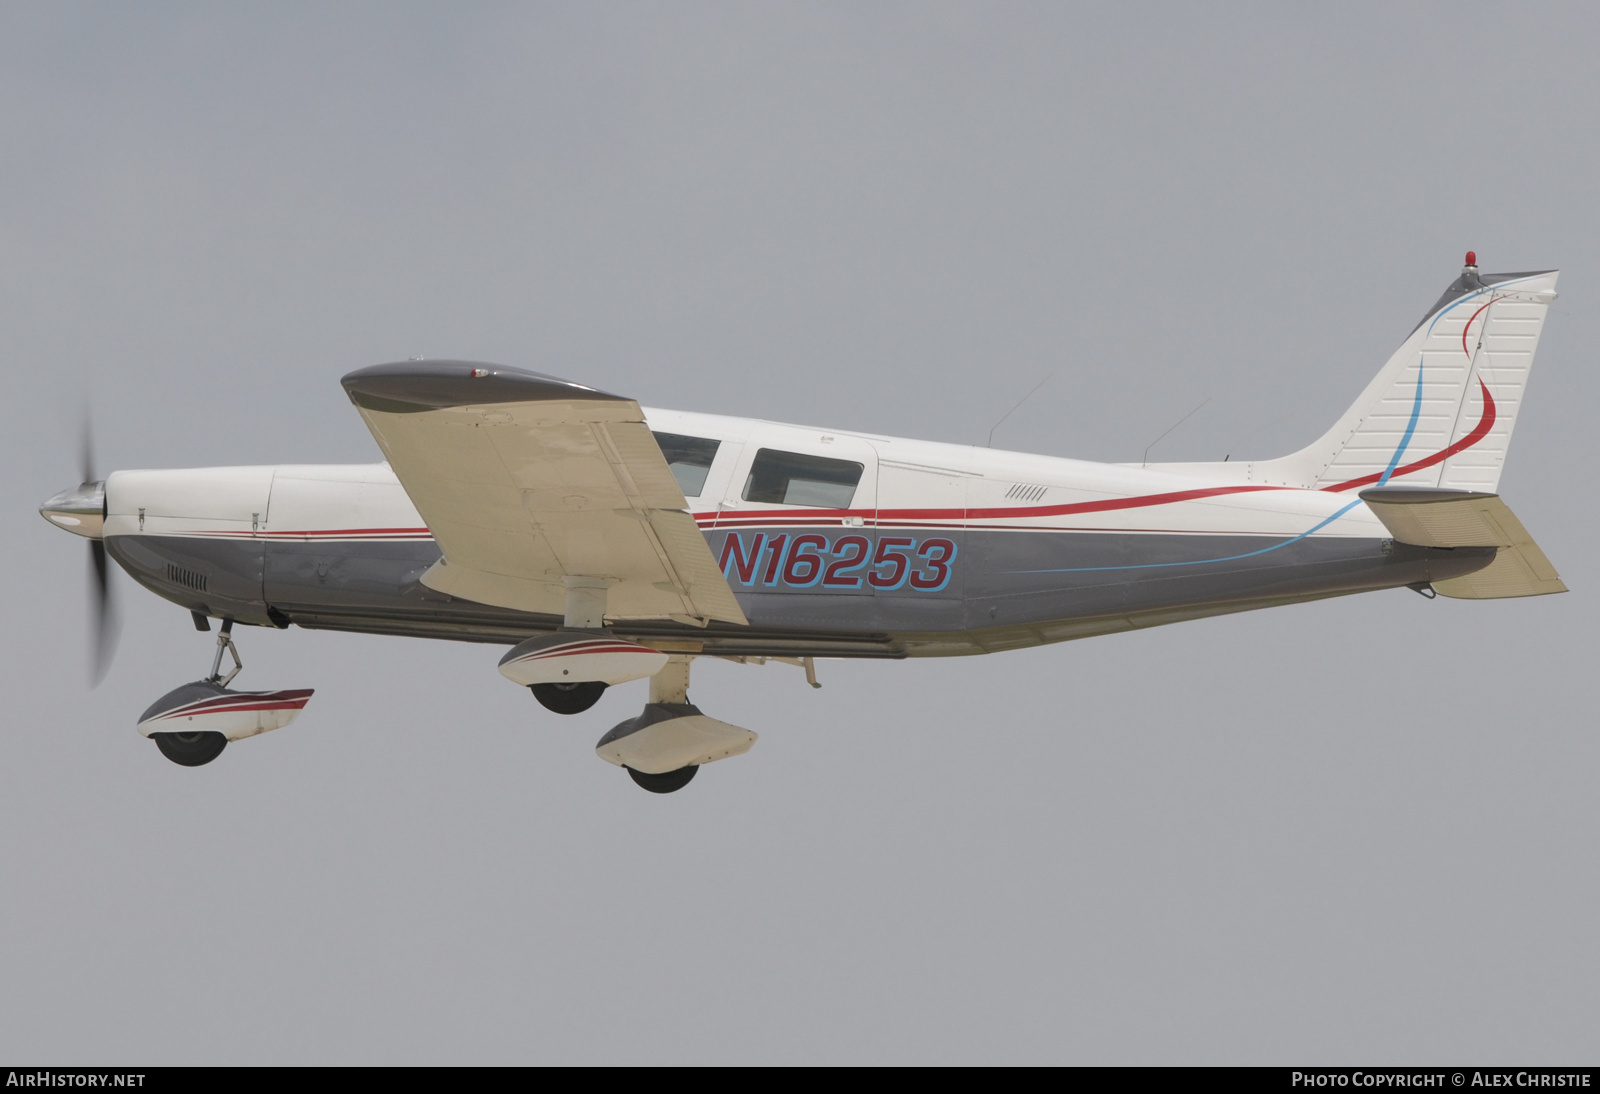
left=85, top=405, right=1468, bottom=660
left=106, top=407, right=1388, bottom=545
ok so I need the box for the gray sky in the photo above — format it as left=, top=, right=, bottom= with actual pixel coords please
left=3, top=2, right=1597, bottom=1064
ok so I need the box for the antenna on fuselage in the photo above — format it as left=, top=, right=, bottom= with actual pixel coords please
left=1141, top=396, right=1211, bottom=467
left=986, top=375, right=1052, bottom=448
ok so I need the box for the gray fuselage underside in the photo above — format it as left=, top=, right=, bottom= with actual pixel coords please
left=107, top=526, right=1492, bottom=659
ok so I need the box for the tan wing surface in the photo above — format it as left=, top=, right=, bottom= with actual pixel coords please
left=341, top=361, right=747, bottom=625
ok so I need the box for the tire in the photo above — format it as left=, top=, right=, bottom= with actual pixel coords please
left=626, top=765, right=698, bottom=794
left=152, top=731, right=228, bottom=767
left=531, top=680, right=607, bottom=715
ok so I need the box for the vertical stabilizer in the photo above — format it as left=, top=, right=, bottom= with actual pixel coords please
left=1157, top=257, right=1558, bottom=493
left=1266, top=257, right=1558, bottom=492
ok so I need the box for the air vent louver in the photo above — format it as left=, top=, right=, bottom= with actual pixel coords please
left=166, top=564, right=209, bottom=592
left=1005, top=483, right=1048, bottom=502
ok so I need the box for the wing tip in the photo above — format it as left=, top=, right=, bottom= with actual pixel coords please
left=341, top=360, right=627, bottom=412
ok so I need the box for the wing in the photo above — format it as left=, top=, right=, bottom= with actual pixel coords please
left=1359, top=487, right=1567, bottom=599
left=340, top=360, right=747, bottom=626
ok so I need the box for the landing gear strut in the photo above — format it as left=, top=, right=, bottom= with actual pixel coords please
left=205, top=618, right=243, bottom=687
left=598, top=656, right=756, bottom=794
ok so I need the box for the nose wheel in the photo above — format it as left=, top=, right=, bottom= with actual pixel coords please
left=146, top=620, right=245, bottom=767
left=152, top=730, right=227, bottom=767
left=142, top=620, right=313, bottom=767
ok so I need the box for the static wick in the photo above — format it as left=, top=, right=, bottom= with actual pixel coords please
left=986, top=375, right=1052, bottom=448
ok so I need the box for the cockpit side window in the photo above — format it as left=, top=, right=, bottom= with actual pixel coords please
left=742, top=449, right=864, bottom=508
left=652, top=432, right=721, bottom=498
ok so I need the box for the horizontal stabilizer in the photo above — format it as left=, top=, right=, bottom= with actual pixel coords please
left=1359, top=487, right=1566, bottom=599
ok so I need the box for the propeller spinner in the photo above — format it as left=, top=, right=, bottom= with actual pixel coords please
left=39, top=423, right=119, bottom=684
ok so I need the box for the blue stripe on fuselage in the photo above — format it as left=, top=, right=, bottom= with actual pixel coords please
left=1005, top=500, right=1365, bottom=575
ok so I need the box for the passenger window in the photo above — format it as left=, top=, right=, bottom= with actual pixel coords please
left=652, top=432, right=721, bottom=498
left=743, top=449, right=864, bottom=508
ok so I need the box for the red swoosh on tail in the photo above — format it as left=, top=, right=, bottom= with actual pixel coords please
left=1324, top=379, right=1497, bottom=493
left=1463, top=297, right=1498, bottom=358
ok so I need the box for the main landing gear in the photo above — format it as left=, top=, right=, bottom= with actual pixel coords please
left=498, top=586, right=765, bottom=793
left=501, top=628, right=761, bottom=793
left=594, top=656, right=756, bottom=795
left=531, top=680, right=607, bottom=714
left=626, top=764, right=698, bottom=794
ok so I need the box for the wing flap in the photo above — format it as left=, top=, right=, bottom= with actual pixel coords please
left=1359, top=487, right=1566, bottom=599
left=342, top=361, right=747, bottom=625
left=647, top=509, right=748, bottom=623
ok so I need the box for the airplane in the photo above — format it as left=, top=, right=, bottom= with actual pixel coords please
left=39, top=253, right=1567, bottom=793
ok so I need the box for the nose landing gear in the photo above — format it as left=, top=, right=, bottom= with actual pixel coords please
left=153, top=729, right=228, bottom=767
left=137, top=619, right=314, bottom=767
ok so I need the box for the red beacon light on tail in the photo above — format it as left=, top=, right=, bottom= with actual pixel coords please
left=1465, top=250, right=1478, bottom=268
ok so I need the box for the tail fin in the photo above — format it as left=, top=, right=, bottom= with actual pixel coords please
left=1220, top=257, right=1559, bottom=491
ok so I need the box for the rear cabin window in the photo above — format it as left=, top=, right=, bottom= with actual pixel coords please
left=652, top=432, right=721, bottom=497
left=743, top=449, right=864, bottom=508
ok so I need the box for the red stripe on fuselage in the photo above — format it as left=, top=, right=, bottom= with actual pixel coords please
left=185, top=527, right=433, bottom=539
left=696, top=485, right=1292, bottom=528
